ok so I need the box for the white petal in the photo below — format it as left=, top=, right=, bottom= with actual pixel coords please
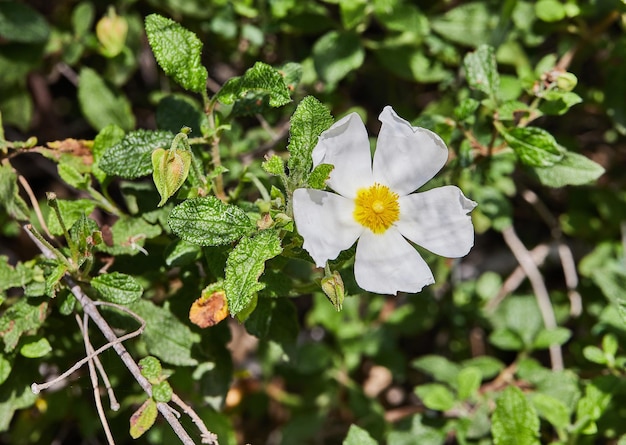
left=396, top=185, right=477, bottom=258
left=372, top=106, right=449, bottom=196
left=312, top=112, right=373, bottom=198
left=293, top=188, right=363, bottom=267
left=354, top=228, right=434, bottom=295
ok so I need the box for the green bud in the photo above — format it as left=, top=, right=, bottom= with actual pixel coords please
left=152, top=144, right=192, bottom=207
left=321, top=270, right=345, bottom=311
left=96, top=7, right=128, bottom=58
left=556, top=72, right=578, bottom=92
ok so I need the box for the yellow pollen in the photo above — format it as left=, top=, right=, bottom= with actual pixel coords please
left=353, top=183, right=400, bottom=234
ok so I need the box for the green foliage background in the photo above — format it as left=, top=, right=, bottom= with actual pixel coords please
left=1, top=0, right=625, bottom=444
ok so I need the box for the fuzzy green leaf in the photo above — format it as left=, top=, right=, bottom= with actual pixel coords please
left=531, top=151, right=605, bottom=187
left=129, top=299, right=200, bottom=366
left=19, top=337, right=51, bottom=358
left=99, top=129, right=174, bottom=179
left=307, top=163, right=334, bottom=189
left=492, top=386, right=540, bottom=445
left=47, top=198, right=96, bottom=236
left=129, top=398, right=157, bottom=439
left=225, top=230, right=283, bottom=315
left=342, top=424, right=377, bottom=445
left=0, top=164, right=29, bottom=221
left=287, top=96, right=334, bottom=182
left=145, top=14, right=208, bottom=92
left=464, top=44, right=500, bottom=100
left=152, top=380, right=173, bottom=403
left=139, top=356, right=162, bottom=383
left=0, top=354, right=11, bottom=385
left=262, top=155, right=285, bottom=176
left=216, top=62, right=292, bottom=115
left=0, top=300, right=48, bottom=353
left=92, top=272, right=143, bottom=305
left=78, top=67, right=135, bottom=131
left=501, top=126, right=565, bottom=167
left=0, top=2, right=50, bottom=43
left=168, top=196, right=254, bottom=246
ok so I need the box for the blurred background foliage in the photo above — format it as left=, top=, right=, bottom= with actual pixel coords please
left=1, top=0, right=626, bottom=444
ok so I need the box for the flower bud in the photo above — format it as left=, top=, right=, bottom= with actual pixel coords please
left=556, top=72, right=578, bottom=92
left=152, top=146, right=192, bottom=207
left=321, top=270, right=345, bottom=311
left=96, top=7, right=128, bottom=58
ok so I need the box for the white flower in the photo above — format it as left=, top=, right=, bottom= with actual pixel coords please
left=292, top=106, right=477, bottom=295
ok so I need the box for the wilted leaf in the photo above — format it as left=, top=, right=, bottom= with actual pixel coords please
left=129, top=398, right=157, bottom=439
left=189, top=287, right=229, bottom=328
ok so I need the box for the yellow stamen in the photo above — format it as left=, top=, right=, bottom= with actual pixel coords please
left=353, top=183, right=400, bottom=234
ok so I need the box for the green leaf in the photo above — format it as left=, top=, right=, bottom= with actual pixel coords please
left=539, top=91, right=582, bottom=115
left=72, top=2, right=95, bottom=38
left=78, top=67, right=135, bottom=131
left=457, top=367, right=482, bottom=400
left=0, top=164, right=29, bottom=221
left=164, top=239, right=202, bottom=267
left=431, top=2, right=494, bottom=48
left=412, top=355, right=460, bottom=387
left=262, top=155, right=285, bottom=176
left=92, top=272, right=143, bottom=305
left=145, top=14, right=208, bottom=92
left=287, top=96, right=334, bottom=182
left=99, top=129, right=174, bottom=179
left=312, top=31, right=365, bottom=86
left=387, top=414, right=446, bottom=445
left=535, top=0, right=566, bottom=22
left=19, top=337, right=51, bottom=358
left=583, top=346, right=606, bottom=365
left=97, top=216, right=162, bottom=256
left=492, top=386, right=540, bottom=445
left=216, top=62, right=292, bottom=115
left=500, top=126, right=565, bottom=167
left=415, top=383, right=456, bottom=411
left=129, top=299, right=200, bottom=366
left=0, top=2, right=50, bottom=43
left=129, top=398, right=158, bottom=439
left=307, top=163, right=334, bottom=189
left=463, top=44, right=500, bottom=101
left=169, top=196, right=255, bottom=246
left=489, top=328, right=525, bottom=351
left=152, top=380, right=173, bottom=403
left=225, top=230, right=283, bottom=316
left=156, top=95, right=204, bottom=135
left=342, top=424, right=377, bottom=445
left=0, top=354, right=11, bottom=385
left=531, top=393, right=570, bottom=431
left=0, top=372, right=38, bottom=431
left=461, top=356, right=505, bottom=380
left=58, top=163, right=89, bottom=190
left=590, top=262, right=626, bottom=324
left=47, top=198, right=96, bottom=237
left=0, top=299, right=48, bottom=353
left=139, top=356, right=162, bottom=383
left=533, top=327, right=572, bottom=349
left=531, top=151, right=605, bottom=187
left=339, top=0, right=368, bottom=30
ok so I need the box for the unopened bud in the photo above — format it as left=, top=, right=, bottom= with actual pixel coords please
left=96, top=7, right=128, bottom=58
left=152, top=146, right=192, bottom=207
left=321, top=270, right=345, bottom=311
left=556, top=72, right=578, bottom=92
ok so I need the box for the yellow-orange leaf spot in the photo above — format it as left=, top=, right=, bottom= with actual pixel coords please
left=353, top=183, right=400, bottom=234
left=189, top=290, right=229, bottom=328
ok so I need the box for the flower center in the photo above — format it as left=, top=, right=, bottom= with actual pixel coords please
left=353, top=183, right=400, bottom=234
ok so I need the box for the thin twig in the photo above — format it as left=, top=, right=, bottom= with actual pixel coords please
left=18, top=174, right=52, bottom=238
left=25, top=225, right=202, bottom=445
left=171, top=394, right=219, bottom=444
left=77, top=314, right=116, bottom=445
left=502, top=225, right=564, bottom=371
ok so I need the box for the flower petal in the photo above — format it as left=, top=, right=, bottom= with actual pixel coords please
left=312, top=112, right=373, bottom=198
left=354, top=228, right=434, bottom=295
left=372, top=106, right=449, bottom=196
left=396, top=185, right=477, bottom=258
left=293, top=188, right=363, bottom=267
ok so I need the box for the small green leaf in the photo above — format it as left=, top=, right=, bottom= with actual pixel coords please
left=0, top=2, right=50, bottom=43
left=531, top=393, right=570, bottom=431
left=463, top=44, right=500, bottom=101
left=47, top=199, right=96, bottom=236
left=225, top=230, right=283, bottom=315
left=500, top=126, right=565, bottom=167
left=412, top=355, right=460, bottom=387
left=19, top=337, right=51, bottom=358
left=583, top=346, right=606, bottom=365
left=216, top=62, right=292, bottom=115
left=92, top=272, right=143, bottom=304
left=492, top=386, right=540, bottom=445
left=152, top=380, right=173, bottom=403
left=0, top=354, right=11, bottom=385
left=590, top=262, right=626, bottom=323
left=535, top=0, right=566, bottom=22
left=262, top=155, right=285, bottom=176
left=58, top=163, right=89, bottom=190
left=431, top=2, right=493, bottom=47
left=99, top=129, right=174, bottom=179
left=139, top=356, right=162, bottom=383
left=129, top=299, right=200, bottom=366
left=307, top=164, right=334, bottom=189
left=531, top=151, right=605, bottom=187
left=342, top=424, right=377, bottom=445
left=533, top=327, right=572, bottom=349
left=129, top=398, right=158, bottom=439
left=168, top=196, right=255, bottom=246
left=145, top=14, right=208, bottom=92
left=97, top=216, right=162, bottom=256
left=489, top=328, right=525, bottom=351
left=602, top=333, right=618, bottom=358
left=457, top=367, right=482, bottom=400
left=78, top=67, right=135, bottom=131
left=287, top=96, right=334, bottom=183
left=164, top=239, right=202, bottom=267
left=312, top=31, right=365, bottom=86
left=156, top=95, right=204, bottom=135
left=0, top=164, right=29, bottom=221
left=415, top=383, right=456, bottom=411
left=539, top=91, right=582, bottom=115
left=0, top=300, right=48, bottom=353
